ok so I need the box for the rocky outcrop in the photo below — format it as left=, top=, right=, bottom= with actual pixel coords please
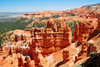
left=25, top=56, right=35, bottom=67
left=18, top=56, right=25, bottom=67
left=2, top=42, right=30, bottom=58
left=97, top=15, right=100, bottom=32
left=15, top=33, right=22, bottom=41
left=73, top=22, right=79, bottom=42
left=63, top=50, right=69, bottom=62
left=73, top=20, right=95, bottom=45
left=87, top=40, right=97, bottom=55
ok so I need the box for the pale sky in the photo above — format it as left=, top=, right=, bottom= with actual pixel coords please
left=0, top=0, right=100, bottom=12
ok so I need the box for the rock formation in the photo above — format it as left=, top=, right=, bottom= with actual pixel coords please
left=73, top=22, right=79, bottom=42
left=18, top=56, right=25, bottom=67
left=63, top=50, right=69, bottom=62
left=97, top=15, right=100, bottom=32
left=1, top=10, right=100, bottom=67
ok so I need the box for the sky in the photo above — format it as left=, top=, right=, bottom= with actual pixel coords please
left=0, top=0, right=100, bottom=12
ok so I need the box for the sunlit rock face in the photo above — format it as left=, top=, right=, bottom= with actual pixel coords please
left=97, top=15, right=100, bottom=32
left=73, top=23, right=79, bottom=42
left=15, top=33, right=22, bottom=42
left=27, top=21, right=72, bottom=66
left=2, top=42, right=30, bottom=58
left=72, top=19, right=97, bottom=46
left=63, top=50, right=70, bottom=62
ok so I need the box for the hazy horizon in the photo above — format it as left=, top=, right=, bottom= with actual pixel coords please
left=0, top=0, right=100, bottom=12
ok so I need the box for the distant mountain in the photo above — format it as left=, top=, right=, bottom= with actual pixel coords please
left=82, top=3, right=100, bottom=12
left=0, top=11, right=39, bottom=14
left=0, top=12, right=23, bottom=19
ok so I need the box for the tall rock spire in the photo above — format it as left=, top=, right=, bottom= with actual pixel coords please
left=73, top=22, right=79, bottom=42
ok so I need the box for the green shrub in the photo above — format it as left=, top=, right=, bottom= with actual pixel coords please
left=40, top=17, right=50, bottom=21
left=11, top=61, right=13, bottom=64
left=67, top=21, right=79, bottom=36
left=89, top=52, right=97, bottom=57
left=52, top=15, right=60, bottom=18
left=75, top=65, right=82, bottom=67
left=56, top=22, right=59, bottom=26
left=32, top=22, right=46, bottom=28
